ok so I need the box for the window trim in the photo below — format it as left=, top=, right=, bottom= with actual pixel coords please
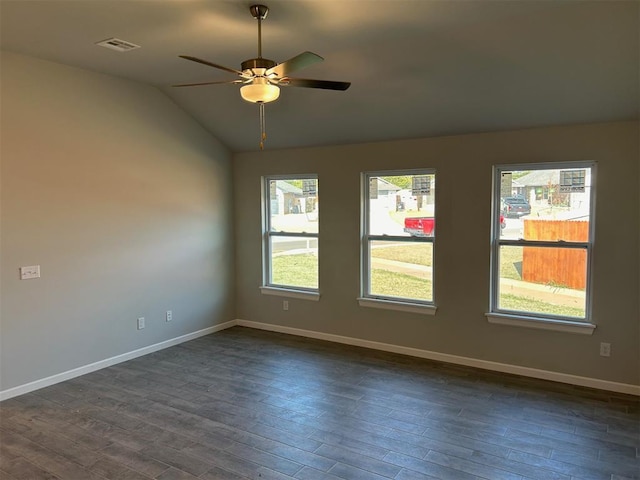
left=361, top=169, right=436, bottom=309
left=489, top=161, right=597, bottom=327
left=262, top=174, right=319, bottom=295
left=357, top=297, right=437, bottom=315
left=260, top=286, right=320, bottom=301
left=485, top=312, right=595, bottom=335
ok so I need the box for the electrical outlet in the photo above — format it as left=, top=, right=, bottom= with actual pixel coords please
left=20, top=265, right=40, bottom=280
left=137, top=317, right=145, bottom=330
left=600, top=342, right=611, bottom=357
left=166, top=310, right=172, bottom=322
left=283, top=300, right=289, bottom=311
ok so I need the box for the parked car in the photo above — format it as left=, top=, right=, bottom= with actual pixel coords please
left=404, top=217, right=435, bottom=237
left=404, top=215, right=505, bottom=237
left=502, top=196, right=531, bottom=218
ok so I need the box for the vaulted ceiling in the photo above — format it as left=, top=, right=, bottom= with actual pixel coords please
left=1, top=1, right=638, bottom=152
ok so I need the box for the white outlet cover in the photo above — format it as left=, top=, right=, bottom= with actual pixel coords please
left=137, top=317, right=145, bottom=330
left=20, top=265, right=40, bottom=280
left=166, top=310, right=172, bottom=322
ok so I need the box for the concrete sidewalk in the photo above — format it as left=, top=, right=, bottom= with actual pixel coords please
left=370, top=257, right=585, bottom=308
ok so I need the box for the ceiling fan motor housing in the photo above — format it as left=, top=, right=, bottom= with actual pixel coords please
left=241, top=58, right=277, bottom=72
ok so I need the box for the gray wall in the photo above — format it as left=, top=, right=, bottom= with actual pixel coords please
left=1, top=52, right=235, bottom=391
left=234, top=122, right=639, bottom=386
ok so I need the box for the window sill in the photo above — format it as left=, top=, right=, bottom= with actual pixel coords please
left=260, top=286, right=320, bottom=301
left=485, top=313, right=595, bottom=335
left=358, top=297, right=437, bottom=315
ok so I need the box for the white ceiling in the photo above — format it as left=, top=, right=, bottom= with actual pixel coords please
left=1, top=1, right=638, bottom=153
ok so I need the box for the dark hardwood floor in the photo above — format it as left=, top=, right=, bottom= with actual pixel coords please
left=1, top=326, right=638, bottom=480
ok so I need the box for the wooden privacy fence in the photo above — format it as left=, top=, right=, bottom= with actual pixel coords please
left=523, top=219, right=589, bottom=290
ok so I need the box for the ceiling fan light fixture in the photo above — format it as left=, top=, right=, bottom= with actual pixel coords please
left=240, top=78, right=280, bottom=103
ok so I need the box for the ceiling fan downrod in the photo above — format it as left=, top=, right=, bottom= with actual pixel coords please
left=250, top=5, right=269, bottom=59
left=251, top=5, right=270, bottom=150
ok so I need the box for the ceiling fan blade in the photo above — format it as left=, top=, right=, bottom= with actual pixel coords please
left=266, top=51, right=324, bottom=77
left=171, top=80, right=245, bottom=87
left=179, top=55, right=246, bottom=77
left=280, top=78, right=351, bottom=91
left=172, top=80, right=244, bottom=87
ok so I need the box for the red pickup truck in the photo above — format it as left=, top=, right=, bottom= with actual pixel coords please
left=404, top=215, right=505, bottom=237
left=404, top=217, right=435, bottom=237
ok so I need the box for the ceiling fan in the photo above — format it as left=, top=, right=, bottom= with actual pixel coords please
left=173, top=4, right=351, bottom=150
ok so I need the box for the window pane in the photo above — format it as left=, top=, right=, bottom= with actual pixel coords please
left=369, top=174, right=435, bottom=236
left=270, top=236, right=318, bottom=289
left=497, top=245, right=586, bottom=318
left=500, top=168, right=591, bottom=241
left=269, top=179, right=318, bottom=234
left=369, top=240, right=433, bottom=301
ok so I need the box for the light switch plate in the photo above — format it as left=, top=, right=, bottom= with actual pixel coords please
left=20, top=265, right=40, bottom=280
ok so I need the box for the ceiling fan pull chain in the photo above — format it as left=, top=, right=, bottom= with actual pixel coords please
left=259, top=103, right=266, bottom=150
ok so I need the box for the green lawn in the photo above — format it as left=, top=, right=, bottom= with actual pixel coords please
left=271, top=251, right=582, bottom=318
left=370, top=243, right=522, bottom=282
left=370, top=243, right=432, bottom=266
left=370, top=269, right=432, bottom=301
left=271, top=253, right=431, bottom=300
left=499, top=293, right=584, bottom=318
left=500, top=246, right=523, bottom=280
left=271, top=254, right=318, bottom=288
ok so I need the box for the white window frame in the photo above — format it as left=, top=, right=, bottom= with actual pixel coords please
left=359, top=169, right=437, bottom=314
left=261, top=174, right=320, bottom=301
left=487, top=161, right=596, bottom=334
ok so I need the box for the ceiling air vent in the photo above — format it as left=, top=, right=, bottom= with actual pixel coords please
left=95, top=38, right=141, bottom=52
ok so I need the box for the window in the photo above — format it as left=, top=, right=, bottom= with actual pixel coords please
left=262, top=176, right=319, bottom=298
left=360, top=170, right=436, bottom=313
left=489, top=162, right=596, bottom=331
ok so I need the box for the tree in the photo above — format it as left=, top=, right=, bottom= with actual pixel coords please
left=512, top=171, right=531, bottom=180
left=383, top=176, right=412, bottom=189
left=285, top=179, right=303, bottom=189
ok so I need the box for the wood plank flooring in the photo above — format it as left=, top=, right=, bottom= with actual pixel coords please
left=1, top=326, right=638, bottom=480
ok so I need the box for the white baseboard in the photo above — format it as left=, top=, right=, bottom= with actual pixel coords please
left=0, top=321, right=236, bottom=401
left=236, top=319, right=640, bottom=396
left=4, top=318, right=637, bottom=400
